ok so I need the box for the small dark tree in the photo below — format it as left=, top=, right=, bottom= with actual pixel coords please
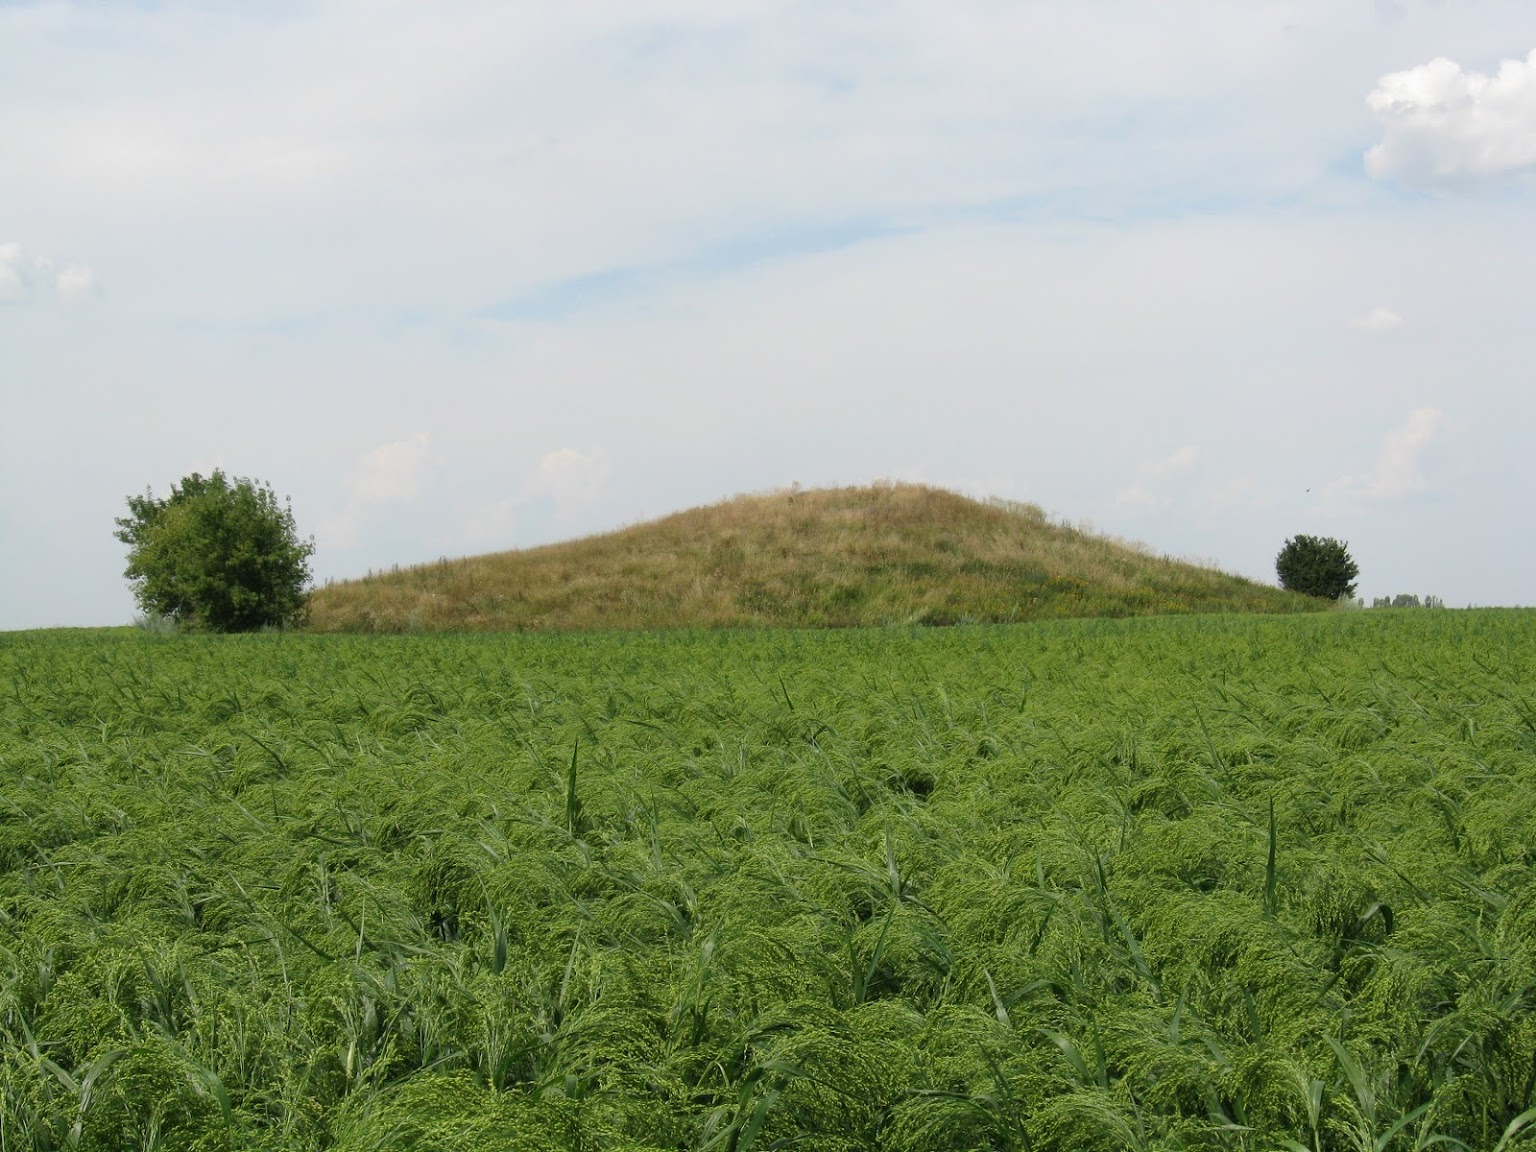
left=115, top=471, right=314, bottom=631
left=1275, top=534, right=1359, bottom=600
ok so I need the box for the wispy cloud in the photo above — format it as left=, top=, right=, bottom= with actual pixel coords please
left=0, top=242, right=26, bottom=303
left=1366, top=50, right=1536, bottom=185
left=1143, top=445, right=1199, bottom=478
left=1114, top=483, right=1158, bottom=510
left=526, top=447, right=610, bottom=511
left=463, top=446, right=612, bottom=546
left=1327, top=408, right=1445, bottom=503
left=55, top=265, right=99, bottom=306
left=1349, top=305, right=1404, bottom=332
left=324, top=434, right=430, bottom=548
left=1115, top=445, right=1199, bottom=509
left=351, top=434, right=429, bottom=505
left=0, top=241, right=96, bottom=305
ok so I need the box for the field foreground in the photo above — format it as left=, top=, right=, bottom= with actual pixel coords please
left=2, top=611, right=1535, bottom=1150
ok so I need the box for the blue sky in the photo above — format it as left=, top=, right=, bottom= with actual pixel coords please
left=3, top=1, right=1535, bottom=627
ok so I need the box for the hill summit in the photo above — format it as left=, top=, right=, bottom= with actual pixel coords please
left=306, top=484, right=1318, bottom=632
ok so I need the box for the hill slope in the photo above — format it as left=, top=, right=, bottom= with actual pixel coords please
left=306, top=484, right=1320, bottom=632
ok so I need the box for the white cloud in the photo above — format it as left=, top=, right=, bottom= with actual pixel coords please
left=1115, top=446, right=1198, bottom=509
left=1114, top=483, right=1158, bottom=510
left=1143, top=445, right=1199, bottom=478
left=526, top=446, right=610, bottom=510
left=0, top=242, right=27, bottom=303
left=55, top=264, right=98, bottom=305
left=321, top=434, right=430, bottom=549
left=1328, top=407, right=1445, bottom=502
left=1366, top=50, right=1536, bottom=184
left=1350, top=305, right=1404, bottom=332
left=460, top=497, right=521, bottom=548
left=0, top=242, right=47, bottom=304
left=460, top=446, right=611, bottom=547
left=0, top=242, right=98, bottom=306
left=350, top=434, right=429, bottom=504
left=1209, top=474, right=1257, bottom=510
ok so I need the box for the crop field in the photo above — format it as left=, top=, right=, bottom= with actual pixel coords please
left=2, top=612, right=1535, bottom=1151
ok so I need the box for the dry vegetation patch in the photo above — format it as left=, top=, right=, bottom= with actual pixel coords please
left=307, top=484, right=1316, bottom=632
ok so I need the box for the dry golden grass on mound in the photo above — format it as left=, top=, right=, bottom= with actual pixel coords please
left=305, top=483, right=1323, bottom=633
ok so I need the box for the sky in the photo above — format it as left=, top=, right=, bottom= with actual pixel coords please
left=4, top=0, right=1535, bottom=629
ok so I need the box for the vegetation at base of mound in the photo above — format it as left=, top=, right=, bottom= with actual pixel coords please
left=305, top=484, right=1319, bottom=632
left=3, top=611, right=1536, bottom=1149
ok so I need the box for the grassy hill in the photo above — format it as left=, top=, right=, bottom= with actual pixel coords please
left=305, top=483, right=1321, bottom=632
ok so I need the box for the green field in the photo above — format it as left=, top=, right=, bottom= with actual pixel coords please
left=3, top=612, right=1535, bottom=1150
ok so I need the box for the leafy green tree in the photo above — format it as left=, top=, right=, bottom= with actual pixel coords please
left=115, top=471, right=314, bottom=631
left=1275, top=534, right=1359, bottom=600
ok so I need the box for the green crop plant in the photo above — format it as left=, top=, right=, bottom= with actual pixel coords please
left=2, top=611, right=1535, bottom=1148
